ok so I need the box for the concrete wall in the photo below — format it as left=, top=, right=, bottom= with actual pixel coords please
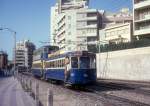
left=96, top=47, right=150, bottom=81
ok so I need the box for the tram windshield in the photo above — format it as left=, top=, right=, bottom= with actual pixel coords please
left=71, top=57, right=78, bottom=68
left=71, top=56, right=96, bottom=69
left=80, top=57, right=90, bottom=69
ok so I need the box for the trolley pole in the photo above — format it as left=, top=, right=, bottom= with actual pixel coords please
left=0, top=27, right=16, bottom=74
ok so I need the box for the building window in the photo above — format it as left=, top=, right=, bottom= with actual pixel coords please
left=68, top=32, right=71, bottom=35
left=82, top=30, right=86, bottom=34
left=68, top=16, right=71, bottom=20
left=68, top=24, right=71, bottom=28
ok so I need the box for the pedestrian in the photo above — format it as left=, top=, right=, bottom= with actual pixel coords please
left=64, top=56, right=71, bottom=82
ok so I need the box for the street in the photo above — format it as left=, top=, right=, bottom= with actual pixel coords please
left=0, top=77, right=35, bottom=106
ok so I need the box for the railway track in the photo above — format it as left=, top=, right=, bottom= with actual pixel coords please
left=86, top=89, right=150, bottom=106
left=91, top=82, right=150, bottom=96
left=85, top=83, right=150, bottom=106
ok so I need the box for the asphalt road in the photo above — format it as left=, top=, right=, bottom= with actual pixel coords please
left=0, top=77, right=35, bottom=106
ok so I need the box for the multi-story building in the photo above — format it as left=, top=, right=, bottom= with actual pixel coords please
left=102, top=8, right=133, bottom=28
left=99, top=8, right=133, bottom=44
left=0, top=51, right=8, bottom=70
left=133, top=0, right=150, bottom=39
left=50, top=0, right=102, bottom=52
left=104, top=23, right=133, bottom=44
left=57, top=0, right=89, bottom=13
left=16, top=40, right=35, bottom=70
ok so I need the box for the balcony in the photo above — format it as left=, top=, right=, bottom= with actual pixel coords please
left=58, top=20, right=65, bottom=28
left=77, top=16, right=97, bottom=21
left=135, top=14, right=150, bottom=23
left=86, top=32, right=97, bottom=37
left=77, top=24, right=97, bottom=29
left=134, top=28, right=150, bottom=36
left=134, top=0, right=150, bottom=10
left=57, top=27, right=65, bottom=37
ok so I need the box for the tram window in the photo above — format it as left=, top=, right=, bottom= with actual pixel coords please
left=57, top=60, right=59, bottom=67
left=60, top=60, right=62, bottom=67
left=61, top=60, right=63, bottom=67
left=63, top=59, right=65, bottom=67
left=58, top=60, right=60, bottom=67
left=59, top=60, right=60, bottom=67
left=49, top=62, right=50, bottom=68
left=62, top=59, right=64, bottom=67
left=51, top=62, right=54, bottom=68
left=80, top=57, right=90, bottom=69
left=59, top=60, right=61, bottom=67
left=49, top=62, right=51, bottom=68
left=53, top=61, right=55, bottom=68
left=54, top=61, right=56, bottom=68
left=56, top=61, right=57, bottom=68
left=50, top=62, right=52, bottom=68
left=58, top=60, right=59, bottom=67
left=45, top=62, right=47, bottom=68
left=71, top=57, right=78, bottom=68
left=48, top=62, right=50, bottom=68
left=56, top=61, right=58, bottom=67
left=55, top=61, right=57, bottom=68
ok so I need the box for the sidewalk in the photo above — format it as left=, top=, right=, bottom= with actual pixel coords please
left=0, top=77, right=35, bottom=106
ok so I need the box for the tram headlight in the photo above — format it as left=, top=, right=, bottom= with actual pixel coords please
left=71, top=73, right=75, bottom=77
left=84, top=74, right=88, bottom=77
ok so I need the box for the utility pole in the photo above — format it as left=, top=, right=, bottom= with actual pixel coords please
left=0, top=27, right=17, bottom=73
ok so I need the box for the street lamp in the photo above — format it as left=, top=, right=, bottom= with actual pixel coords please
left=0, top=27, right=16, bottom=72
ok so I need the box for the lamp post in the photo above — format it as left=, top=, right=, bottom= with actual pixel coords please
left=0, top=27, right=16, bottom=72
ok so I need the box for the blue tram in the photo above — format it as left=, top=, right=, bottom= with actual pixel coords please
left=32, top=51, right=96, bottom=85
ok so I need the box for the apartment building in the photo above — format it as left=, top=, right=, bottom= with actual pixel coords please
left=16, top=40, right=35, bottom=69
left=105, top=23, right=132, bottom=44
left=57, top=0, right=89, bottom=13
left=99, top=8, right=133, bottom=44
left=133, top=0, right=150, bottom=39
left=50, top=0, right=101, bottom=52
left=102, top=8, right=133, bottom=28
left=50, top=0, right=89, bottom=45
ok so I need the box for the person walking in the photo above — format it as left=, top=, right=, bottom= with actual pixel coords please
left=64, top=56, right=70, bottom=83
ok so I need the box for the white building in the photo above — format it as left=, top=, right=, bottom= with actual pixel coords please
left=57, top=0, right=89, bottom=13
left=16, top=40, right=35, bottom=69
left=133, top=0, right=150, bottom=39
left=50, top=0, right=101, bottom=52
left=99, top=8, right=133, bottom=44
left=105, top=23, right=133, bottom=44
left=102, top=8, right=132, bottom=28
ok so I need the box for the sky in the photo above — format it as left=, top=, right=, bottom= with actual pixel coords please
left=0, top=0, right=132, bottom=60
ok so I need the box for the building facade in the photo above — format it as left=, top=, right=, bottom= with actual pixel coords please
left=16, top=40, right=35, bottom=69
left=99, top=8, right=133, bottom=44
left=0, top=51, right=8, bottom=70
left=133, top=0, right=150, bottom=39
left=105, top=23, right=133, bottom=44
left=102, top=8, right=132, bottom=28
left=50, top=0, right=102, bottom=52
left=57, top=0, right=89, bottom=13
